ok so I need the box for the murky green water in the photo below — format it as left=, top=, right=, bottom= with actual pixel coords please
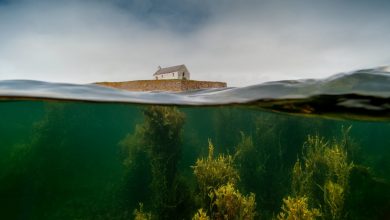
left=0, top=100, right=389, bottom=219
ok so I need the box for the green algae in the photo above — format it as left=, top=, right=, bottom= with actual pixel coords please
left=277, top=196, right=321, bottom=220
left=121, top=106, right=192, bottom=219
left=192, top=140, right=239, bottom=202
left=133, top=203, right=152, bottom=220
left=289, top=133, right=353, bottom=219
left=192, top=140, right=256, bottom=220
left=0, top=101, right=389, bottom=219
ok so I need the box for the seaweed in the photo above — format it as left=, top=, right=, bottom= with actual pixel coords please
left=192, top=140, right=239, bottom=204
left=1, top=100, right=389, bottom=220
left=0, top=102, right=137, bottom=219
left=133, top=203, right=152, bottom=220
left=235, top=117, right=289, bottom=218
left=234, top=132, right=267, bottom=190
left=119, top=124, right=152, bottom=212
left=121, top=106, right=191, bottom=219
left=192, top=209, right=210, bottom=220
left=277, top=196, right=321, bottom=220
left=212, top=183, right=256, bottom=220
left=192, top=140, right=256, bottom=220
left=290, top=132, right=353, bottom=220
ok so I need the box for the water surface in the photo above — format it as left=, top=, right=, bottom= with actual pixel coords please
left=0, top=67, right=389, bottom=219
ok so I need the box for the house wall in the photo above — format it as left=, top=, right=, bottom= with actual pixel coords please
left=155, top=68, right=190, bottom=80
left=155, top=72, right=179, bottom=80
left=182, top=71, right=190, bottom=80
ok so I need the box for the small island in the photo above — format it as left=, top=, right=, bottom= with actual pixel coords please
left=95, top=64, right=227, bottom=92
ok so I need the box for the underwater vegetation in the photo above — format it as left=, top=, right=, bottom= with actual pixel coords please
left=120, top=106, right=390, bottom=220
left=139, top=106, right=186, bottom=219
left=289, top=133, right=353, bottom=220
left=275, top=127, right=389, bottom=220
left=233, top=113, right=328, bottom=218
left=0, top=102, right=140, bottom=219
left=193, top=209, right=210, bottom=220
left=133, top=203, right=152, bottom=220
left=212, top=183, right=256, bottom=220
left=192, top=140, right=256, bottom=220
left=277, top=196, right=321, bottom=220
left=192, top=140, right=239, bottom=202
left=0, top=102, right=389, bottom=220
left=121, top=106, right=193, bottom=219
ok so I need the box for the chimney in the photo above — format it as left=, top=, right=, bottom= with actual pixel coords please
left=158, top=65, right=162, bottom=70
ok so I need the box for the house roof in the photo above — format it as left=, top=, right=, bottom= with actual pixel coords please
left=153, top=64, right=187, bottom=76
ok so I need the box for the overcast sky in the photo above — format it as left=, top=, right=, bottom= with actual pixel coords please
left=0, top=0, right=389, bottom=86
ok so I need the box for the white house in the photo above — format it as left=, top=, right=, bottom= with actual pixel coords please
left=153, top=64, right=190, bottom=80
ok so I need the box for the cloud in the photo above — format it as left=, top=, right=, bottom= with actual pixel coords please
left=0, top=0, right=389, bottom=86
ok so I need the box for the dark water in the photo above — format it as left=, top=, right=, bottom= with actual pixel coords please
left=0, top=67, right=390, bottom=219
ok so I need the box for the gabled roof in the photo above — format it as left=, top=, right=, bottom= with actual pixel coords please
left=153, top=64, right=187, bottom=76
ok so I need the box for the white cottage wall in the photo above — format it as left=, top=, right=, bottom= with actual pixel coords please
left=156, top=72, right=180, bottom=80
left=154, top=66, right=190, bottom=80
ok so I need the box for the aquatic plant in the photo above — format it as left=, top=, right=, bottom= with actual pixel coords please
left=192, top=209, right=210, bottom=220
left=192, top=141, right=256, bottom=220
left=277, top=196, right=321, bottom=220
left=121, top=124, right=147, bottom=167
left=133, top=203, right=152, bottom=220
left=234, top=132, right=267, bottom=179
left=192, top=139, right=239, bottom=200
left=236, top=116, right=291, bottom=218
left=143, top=106, right=187, bottom=219
left=120, top=124, right=153, bottom=211
left=212, top=183, right=256, bottom=220
left=324, top=181, right=344, bottom=220
left=121, top=106, right=190, bottom=219
left=191, top=183, right=256, bottom=220
left=0, top=102, right=142, bottom=219
left=291, top=133, right=353, bottom=219
left=211, top=108, right=251, bottom=152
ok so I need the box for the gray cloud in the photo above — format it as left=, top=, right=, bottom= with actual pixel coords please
left=0, top=0, right=389, bottom=86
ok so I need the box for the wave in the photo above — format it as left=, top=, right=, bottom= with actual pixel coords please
left=1, top=66, right=390, bottom=119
